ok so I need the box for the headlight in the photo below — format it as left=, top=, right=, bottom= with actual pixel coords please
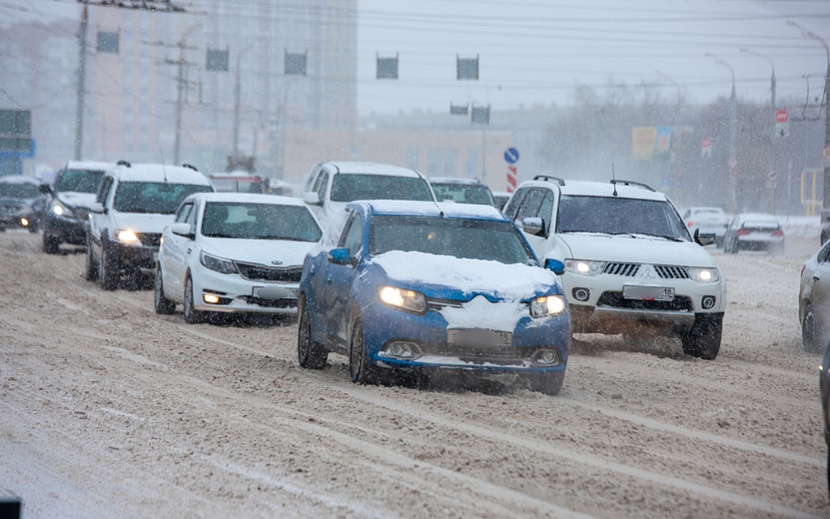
left=200, top=251, right=238, bottom=274
left=378, top=286, right=426, bottom=314
left=51, top=199, right=74, bottom=218
left=530, top=295, right=566, bottom=318
left=565, top=259, right=605, bottom=276
left=115, top=229, right=141, bottom=245
left=687, top=267, right=719, bottom=283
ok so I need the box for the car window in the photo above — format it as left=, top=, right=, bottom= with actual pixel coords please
left=557, top=195, right=689, bottom=240
left=56, top=168, right=105, bottom=193
left=175, top=202, right=194, bottom=223
left=96, top=176, right=114, bottom=204
left=329, top=174, right=434, bottom=203
left=512, top=188, right=554, bottom=235
left=0, top=182, right=38, bottom=198
left=313, top=171, right=329, bottom=199
left=818, top=242, right=830, bottom=263
left=339, top=212, right=364, bottom=255
left=370, top=216, right=535, bottom=265
left=431, top=183, right=494, bottom=205
left=502, top=188, right=527, bottom=220
left=113, top=182, right=213, bottom=214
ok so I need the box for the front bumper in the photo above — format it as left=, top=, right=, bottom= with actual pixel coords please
left=43, top=211, right=87, bottom=244
left=109, top=241, right=158, bottom=275
left=190, top=265, right=300, bottom=315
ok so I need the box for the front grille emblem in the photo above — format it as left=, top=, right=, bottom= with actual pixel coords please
left=640, top=266, right=656, bottom=279
left=270, top=260, right=284, bottom=266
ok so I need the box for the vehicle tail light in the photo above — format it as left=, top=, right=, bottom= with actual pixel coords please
left=737, top=229, right=751, bottom=236
left=687, top=221, right=694, bottom=227
left=771, top=229, right=783, bottom=237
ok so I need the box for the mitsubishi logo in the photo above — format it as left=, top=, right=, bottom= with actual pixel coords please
left=271, top=260, right=283, bottom=266
left=640, top=266, right=656, bottom=279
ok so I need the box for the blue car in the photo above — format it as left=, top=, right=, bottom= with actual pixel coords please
left=297, top=200, right=570, bottom=395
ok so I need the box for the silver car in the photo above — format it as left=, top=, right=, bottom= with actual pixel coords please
left=800, top=240, right=830, bottom=353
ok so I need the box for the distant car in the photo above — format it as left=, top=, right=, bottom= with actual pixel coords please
left=40, top=161, right=111, bottom=254
left=681, top=206, right=728, bottom=247
left=429, top=177, right=496, bottom=206
left=799, top=240, right=830, bottom=353
left=86, top=161, right=215, bottom=290
left=722, top=213, right=784, bottom=254
left=820, top=343, right=830, bottom=496
left=301, top=161, right=436, bottom=227
left=492, top=190, right=511, bottom=210
left=0, top=175, right=46, bottom=232
left=297, top=200, right=570, bottom=395
left=155, top=192, right=322, bottom=323
left=208, top=171, right=270, bottom=194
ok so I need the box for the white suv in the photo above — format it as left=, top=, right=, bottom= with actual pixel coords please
left=301, top=161, right=435, bottom=227
left=504, top=176, right=726, bottom=359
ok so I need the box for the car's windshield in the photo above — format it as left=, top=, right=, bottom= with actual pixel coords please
left=431, top=184, right=495, bottom=205
left=113, top=182, right=213, bottom=214
left=56, top=168, right=104, bottom=193
left=0, top=182, right=38, bottom=199
left=371, top=216, right=535, bottom=265
left=557, top=195, right=689, bottom=240
left=201, top=202, right=322, bottom=242
left=329, top=174, right=433, bottom=203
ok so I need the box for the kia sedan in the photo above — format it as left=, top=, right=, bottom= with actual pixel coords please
left=723, top=213, right=784, bottom=254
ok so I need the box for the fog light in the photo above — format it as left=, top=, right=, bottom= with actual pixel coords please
left=203, top=293, right=220, bottom=304
left=531, top=349, right=561, bottom=367
left=381, top=341, right=423, bottom=360
left=701, top=296, right=716, bottom=309
left=572, top=288, right=590, bottom=302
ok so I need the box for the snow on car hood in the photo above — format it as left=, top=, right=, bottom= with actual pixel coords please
left=57, top=192, right=97, bottom=209
left=111, top=211, right=175, bottom=234
left=558, top=233, right=716, bottom=267
left=199, top=237, right=313, bottom=267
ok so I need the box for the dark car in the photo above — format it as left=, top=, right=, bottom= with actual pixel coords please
left=40, top=161, right=112, bottom=254
left=0, top=175, right=46, bottom=232
left=800, top=240, right=830, bottom=353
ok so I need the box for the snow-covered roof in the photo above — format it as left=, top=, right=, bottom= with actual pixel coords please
left=0, top=175, right=41, bottom=185
left=187, top=191, right=307, bottom=207
left=357, top=200, right=505, bottom=220
left=429, top=177, right=483, bottom=185
left=522, top=178, right=668, bottom=201
left=327, top=161, right=423, bottom=178
left=64, top=160, right=116, bottom=172
left=112, top=163, right=212, bottom=186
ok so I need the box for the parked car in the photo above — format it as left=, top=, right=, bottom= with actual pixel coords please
left=722, top=213, right=784, bottom=254
left=820, top=343, right=830, bottom=496
left=301, top=161, right=435, bottom=227
left=492, top=190, right=511, bottom=211
left=429, top=177, right=496, bottom=206
left=0, top=175, right=47, bottom=232
left=297, top=200, right=570, bottom=394
left=40, top=161, right=111, bottom=254
left=155, top=192, right=322, bottom=323
left=503, top=176, right=725, bottom=359
left=799, top=240, right=830, bottom=353
left=681, top=206, right=728, bottom=247
left=86, top=161, right=215, bottom=290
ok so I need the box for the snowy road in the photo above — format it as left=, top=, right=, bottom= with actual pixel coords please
left=1, top=230, right=828, bottom=518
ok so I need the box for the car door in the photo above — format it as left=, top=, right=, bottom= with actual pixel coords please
left=323, top=210, right=364, bottom=347
left=812, top=243, right=830, bottom=346
left=508, top=186, right=555, bottom=258
left=161, top=200, right=197, bottom=300
left=88, top=175, right=114, bottom=261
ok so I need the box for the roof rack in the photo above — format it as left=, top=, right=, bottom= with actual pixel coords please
left=116, top=160, right=131, bottom=167
left=610, top=179, right=655, bottom=192
left=533, top=175, right=566, bottom=186
left=182, top=163, right=199, bottom=172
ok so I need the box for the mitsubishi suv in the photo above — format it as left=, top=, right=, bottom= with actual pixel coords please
left=503, top=176, right=726, bottom=359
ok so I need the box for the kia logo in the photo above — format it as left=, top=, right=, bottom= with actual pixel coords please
left=271, top=260, right=283, bottom=266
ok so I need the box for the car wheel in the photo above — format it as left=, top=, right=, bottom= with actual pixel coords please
left=154, top=264, right=176, bottom=315
left=99, top=241, right=118, bottom=291
left=42, top=231, right=59, bottom=254
left=297, top=300, right=327, bottom=369
left=802, top=305, right=822, bottom=353
left=348, top=319, right=380, bottom=384
left=84, top=237, right=98, bottom=282
left=681, top=314, right=722, bottom=360
left=527, top=371, right=564, bottom=396
left=183, top=274, right=204, bottom=324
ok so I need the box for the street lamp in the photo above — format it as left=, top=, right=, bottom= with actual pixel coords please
left=787, top=19, right=830, bottom=222
left=656, top=70, right=682, bottom=107
left=706, top=52, right=738, bottom=212
left=739, top=47, right=775, bottom=108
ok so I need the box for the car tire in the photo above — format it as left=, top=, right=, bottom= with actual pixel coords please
left=183, top=274, right=204, bottom=324
left=527, top=371, right=564, bottom=396
left=154, top=264, right=176, bottom=315
left=297, top=299, right=327, bottom=369
left=802, top=304, right=822, bottom=353
left=681, top=314, right=722, bottom=360
left=99, top=240, right=118, bottom=291
left=349, top=319, right=380, bottom=384
left=42, top=231, right=59, bottom=254
left=84, top=238, right=98, bottom=282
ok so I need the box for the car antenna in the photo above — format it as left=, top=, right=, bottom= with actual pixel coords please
left=611, top=163, right=618, bottom=197
left=159, top=146, right=168, bottom=183
left=423, top=170, right=444, bottom=217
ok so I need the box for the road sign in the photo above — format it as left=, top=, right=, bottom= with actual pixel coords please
left=503, top=147, right=520, bottom=164
left=775, top=109, right=788, bottom=123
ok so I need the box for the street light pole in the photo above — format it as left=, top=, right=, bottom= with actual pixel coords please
left=788, top=20, right=830, bottom=222
left=740, top=47, right=778, bottom=212
left=739, top=47, right=775, bottom=109
left=74, top=2, right=88, bottom=160
left=706, top=52, right=738, bottom=213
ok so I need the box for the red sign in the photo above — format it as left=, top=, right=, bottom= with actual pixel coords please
left=775, top=109, right=789, bottom=124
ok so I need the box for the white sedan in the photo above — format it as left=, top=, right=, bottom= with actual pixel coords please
left=154, top=192, right=322, bottom=323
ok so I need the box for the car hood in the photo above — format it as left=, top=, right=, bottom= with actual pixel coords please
left=57, top=192, right=97, bottom=209
left=200, top=237, right=313, bottom=267
left=111, top=211, right=175, bottom=234
left=557, top=233, right=716, bottom=267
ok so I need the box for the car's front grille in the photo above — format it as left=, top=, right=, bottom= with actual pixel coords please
left=240, top=296, right=298, bottom=308
left=603, top=262, right=689, bottom=279
left=654, top=265, right=689, bottom=279
left=236, top=262, right=302, bottom=283
left=137, top=232, right=162, bottom=247
left=597, top=292, right=693, bottom=312
left=604, top=262, right=639, bottom=276
left=423, top=344, right=530, bottom=366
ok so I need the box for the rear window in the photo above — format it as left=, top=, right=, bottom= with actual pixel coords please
left=113, top=182, right=213, bottom=214
left=330, top=174, right=433, bottom=203
left=0, top=182, right=39, bottom=199
left=56, top=169, right=104, bottom=193
left=431, top=183, right=495, bottom=205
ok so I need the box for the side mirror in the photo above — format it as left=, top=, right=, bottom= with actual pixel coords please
left=522, top=217, right=544, bottom=236
left=88, top=201, right=105, bottom=214
left=544, top=258, right=566, bottom=275
left=693, top=227, right=714, bottom=246
left=39, top=184, right=53, bottom=196
left=327, top=247, right=353, bottom=265
left=171, top=222, right=195, bottom=239
left=303, top=191, right=322, bottom=206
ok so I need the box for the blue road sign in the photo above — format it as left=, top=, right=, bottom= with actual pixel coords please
left=504, top=147, right=519, bottom=164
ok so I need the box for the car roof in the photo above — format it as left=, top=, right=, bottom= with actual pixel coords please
left=110, top=163, right=213, bottom=186
left=429, top=177, right=484, bottom=185
left=0, top=175, right=41, bottom=185
left=323, top=161, right=424, bottom=178
left=186, top=191, right=307, bottom=207
left=64, top=160, right=115, bottom=172
left=354, top=200, right=507, bottom=221
left=209, top=171, right=265, bottom=180
left=520, top=178, right=669, bottom=201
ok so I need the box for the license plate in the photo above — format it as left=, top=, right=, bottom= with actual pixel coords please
left=622, top=284, right=675, bottom=301
left=253, top=285, right=298, bottom=299
left=447, top=329, right=512, bottom=347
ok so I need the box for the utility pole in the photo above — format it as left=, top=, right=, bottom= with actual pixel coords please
left=74, top=3, right=88, bottom=160
left=706, top=52, right=738, bottom=213
left=160, top=26, right=200, bottom=165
